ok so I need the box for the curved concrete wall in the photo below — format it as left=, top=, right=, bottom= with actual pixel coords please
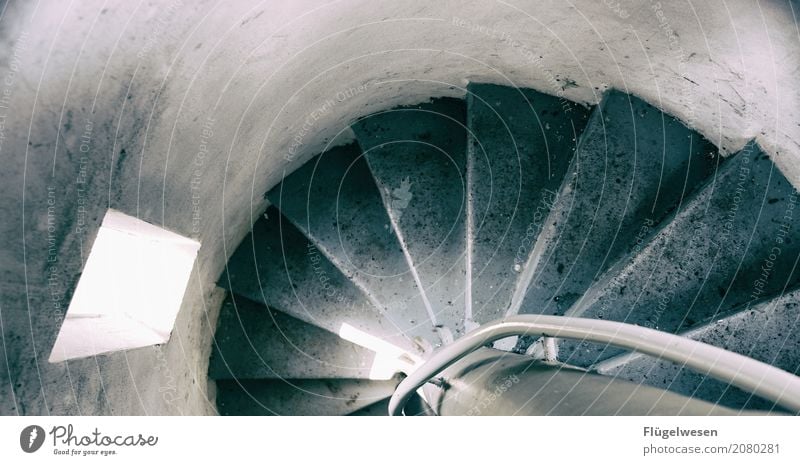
left=1, top=0, right=798, bottom=414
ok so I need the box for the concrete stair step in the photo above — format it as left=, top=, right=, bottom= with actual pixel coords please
left=266, top=142, right=434, bottom=352
left=347, top=391, right=432, bottom=416
left=516, top=90, right=721, bottom=319
left=353, top=98, right=469, bottom=342
left=560, top=142, right=800, bottom=366
left=595, top=287, right=800, bottom=411
left=209, top=294, right=378, bottom=380
left=215, top=377, right=400, bottom=416
left=466, top=83, right=591, bottom=326
left=347, top=397, right=391, bottom=416
left=221, top=206, right=421, bottom=356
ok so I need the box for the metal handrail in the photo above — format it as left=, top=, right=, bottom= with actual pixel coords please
left=388, top=315, right=800, bottom=415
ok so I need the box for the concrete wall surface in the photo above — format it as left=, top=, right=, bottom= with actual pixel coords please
left=0, top=0, right=798, bottom=415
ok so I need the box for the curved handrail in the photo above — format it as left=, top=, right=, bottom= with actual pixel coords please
left=388, top=315, right=800, bottom=415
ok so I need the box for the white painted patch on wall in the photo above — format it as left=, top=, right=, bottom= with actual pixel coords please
left=48, top=209, right=200, bottom=363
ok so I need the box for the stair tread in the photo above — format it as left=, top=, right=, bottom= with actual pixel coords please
left=517, top=90, right=721, bottom=318
left=221, top=206, right=421, bottom=355
left=353, top=98, right=469, bottom=340
left=596, top=288, right=800, bottom=411
left=266, top=142, right=434, bottom=350
left=209, top=295, right=377, bottom=380
left=466, top=83, right=591, bottom=325
left=216, top=378, right=399, bottom=416
left=561, top=142, right=800, bottom=366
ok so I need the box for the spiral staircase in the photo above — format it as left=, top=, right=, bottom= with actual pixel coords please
left=209, top=83, right=800, bottom=415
